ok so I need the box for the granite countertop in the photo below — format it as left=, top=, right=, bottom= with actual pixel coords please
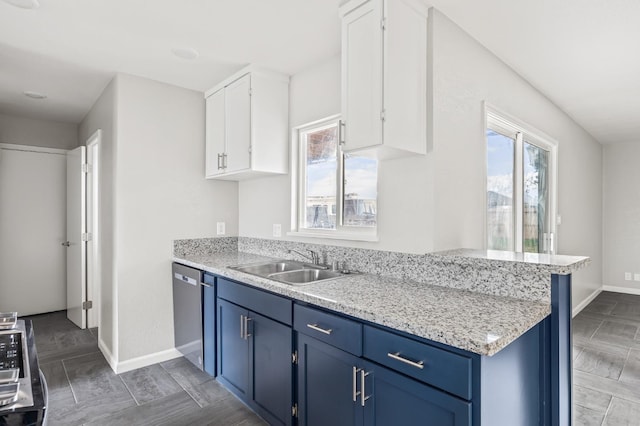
left=174, top=251, right=551, bottom=356
left=436, top=248, right=590, bottom=275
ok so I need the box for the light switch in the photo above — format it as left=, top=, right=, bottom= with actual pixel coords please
left=217, top=222, right=226, bottom=235
left=634, top=273, right=640, bottom=282
left=273, top=224, right=282, bottom=237
left=625, top=272, right=632, bottom=281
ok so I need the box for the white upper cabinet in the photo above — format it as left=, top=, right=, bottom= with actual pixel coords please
left=205, top=66, right=289, bottom=180
left=339, top=0, right=428, bottom=159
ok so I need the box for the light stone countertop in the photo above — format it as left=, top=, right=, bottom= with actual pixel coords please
left=436, top=248, right=590, bottom=275
left=174, top=251, right=552, bottom=356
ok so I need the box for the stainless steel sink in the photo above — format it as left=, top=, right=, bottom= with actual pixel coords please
left=231, top=261, right=305, bottom=276
left=270, top=268, right=344, bottom=284
left=229, top=260, right=350, bottom=286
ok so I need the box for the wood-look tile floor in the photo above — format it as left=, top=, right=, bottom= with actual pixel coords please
left=573, top=291, right=640, bottom=426
left=26, top=311, right=267, bottom=426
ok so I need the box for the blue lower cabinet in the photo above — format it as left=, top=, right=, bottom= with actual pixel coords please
left=217, top=291, right=293, bottom=426
left=296, top=332, right=469, bottom=426
left=217, top=299, right=249, bottom=398
left=297, top=333, right=363, bottom=426
left=251, top=312, right=293, bottom=426
left=363, top=360, right=471, bottom=426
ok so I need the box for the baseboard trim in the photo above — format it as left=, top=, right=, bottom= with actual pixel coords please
left=572, top=288, right=602, bottom=317
left=115, top=347, right=182, bottom=374
left=602, top=285, right=640, bottom=296
left=98, top=338, right=118, bottom=373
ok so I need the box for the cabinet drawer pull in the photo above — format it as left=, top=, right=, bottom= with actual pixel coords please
left=240, top=315, right=245, bottom=339
left=307, top=323, right=332, bottom=335
left=387, top=352, right=425, bottom=369
left=360, top=370, right=370, bottom=407
left=352, top=366, right=361, bottom=402
left=244, top=316, right=252, bottom=339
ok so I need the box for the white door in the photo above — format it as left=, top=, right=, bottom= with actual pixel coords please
left=0, top=145, right=67, bottom=315
left=66, top=146, right=86, bottom=329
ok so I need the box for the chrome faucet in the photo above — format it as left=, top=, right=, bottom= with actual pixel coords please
left=289, top=249, right=322, bottom=266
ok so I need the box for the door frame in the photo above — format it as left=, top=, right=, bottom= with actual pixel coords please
left=86, top=130, right=101, bottom=329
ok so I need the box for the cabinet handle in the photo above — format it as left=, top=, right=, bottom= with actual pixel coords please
left=223, top=153, right=228, bottom=169
left=339, top=120, right=346, bottom=146
left=306, top=323, right=332, bottom=335
left=244, top=316, right=252, bottom=339
left=352, top=366, right=361, bottom=402
left=217, top=153, right=223, bottom=170
left=360, top=370, right=371, bottom=407
left=387, top=352, right=425, bottom=369
left=240, top=315, right=245, bottom=339
left=201, top=282, right=212, bottom=288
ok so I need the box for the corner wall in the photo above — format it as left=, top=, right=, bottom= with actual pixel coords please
left=114, top=74, right=238, bottom=363
left=79, top=78, right=118, bottom=360
left=430, top=10, right=603, bottom=310
left=603, top=142, right=640, bottom=293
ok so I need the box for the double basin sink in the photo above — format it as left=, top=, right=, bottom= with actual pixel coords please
left=229, top=260, right=350, bottom=286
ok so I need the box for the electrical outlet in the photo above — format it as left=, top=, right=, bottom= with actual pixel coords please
left=273, top=224, right=282, bottom=237
left=216, top=222, right=226, bottom=235
left=635, top=273, right=640, bottom=282
left=625, top=272, right=632, bottom=281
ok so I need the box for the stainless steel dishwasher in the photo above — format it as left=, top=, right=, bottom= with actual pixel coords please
left=172, top=263, right=210, bottom=371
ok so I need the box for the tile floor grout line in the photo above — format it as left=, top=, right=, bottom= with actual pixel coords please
left=119, top=374, right=141, bottom=406
left=601, top=395, right=615, bottom=425
left=61, top=358, right=80, bottom=405
left=589, top=320, right=606, bottom=340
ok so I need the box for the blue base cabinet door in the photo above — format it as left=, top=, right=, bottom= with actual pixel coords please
left=363, top=361, right=471, bottom=426
left=297, top=333, right=363, bottom=426
left=251, top=312, right=293, bottom=426
left=217, top=299, right=249, bottom=399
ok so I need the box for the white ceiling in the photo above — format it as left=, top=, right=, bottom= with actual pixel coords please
left=0, top=0, right=638, bottom=144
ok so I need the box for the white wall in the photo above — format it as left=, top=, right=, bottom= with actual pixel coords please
left=430, top=10, right=603, bottom=309
left=0, top=112, right=78, bottom=149
left=79, top=78, right=118, bottom=358
left=114, top=74, right=238, bottom=363
left=238, top=9, right=603, bottom=309
left=603, top=142, right=640, bottom=292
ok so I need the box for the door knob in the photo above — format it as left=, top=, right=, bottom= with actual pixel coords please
left=61, top=241, right=70, bottom=247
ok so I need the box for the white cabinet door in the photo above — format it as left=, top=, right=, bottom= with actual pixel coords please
left=225, top=74, right=252, bottom=173
left=341, top=0, right=384, bottom=152
left=205, top=88, right=226, bottom=177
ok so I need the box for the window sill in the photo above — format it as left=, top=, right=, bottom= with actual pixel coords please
left=286, top=230, right=379, bottom=243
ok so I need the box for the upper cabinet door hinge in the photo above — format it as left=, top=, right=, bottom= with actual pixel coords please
left=381, top=17, right=386, bottom=30
left=292, top=403, right=298, bottom=418
left=82, top=163, right=92, bottom=173
left=292, top=351, right=298, bottom=365
left=81, top=232, right=92, bottom=242
left=248, top=87, right=252, bottom=96
left=82, top=300, right=93, bottom=310
left=380, top=109, right=386, bottom=122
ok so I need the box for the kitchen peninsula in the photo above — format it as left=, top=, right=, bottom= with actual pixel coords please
left=173, top=237, right=588, bottom=426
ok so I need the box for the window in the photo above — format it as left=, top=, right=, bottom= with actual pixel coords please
left=292, top=116, right=378, bottom=240
left=485, top=105, right=557, bottom=254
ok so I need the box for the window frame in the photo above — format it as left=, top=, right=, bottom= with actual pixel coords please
left=289, top=114, right=378, bottom=242
left=484, top=102, right=559, bottom=254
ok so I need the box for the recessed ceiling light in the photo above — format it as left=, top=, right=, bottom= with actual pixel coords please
left=23, top=91, right=47, bottom=99
left=171, top=47, right=199, bottom=60
left=2, top=0, right=40, bottom=9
